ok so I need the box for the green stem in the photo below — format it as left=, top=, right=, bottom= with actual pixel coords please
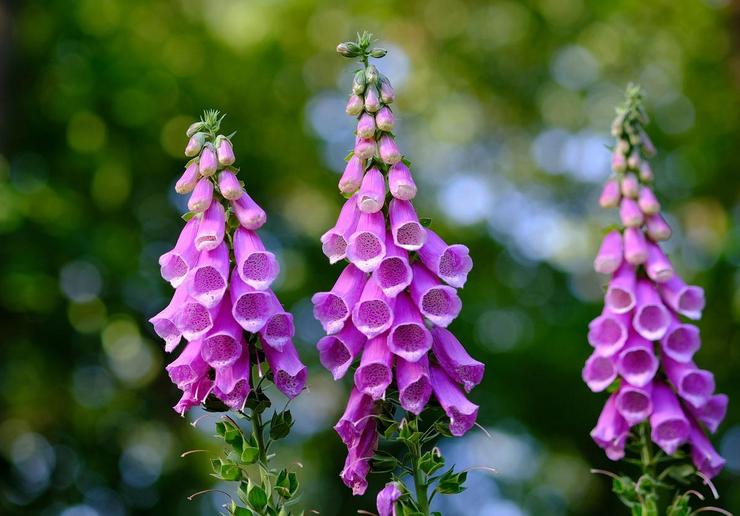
left=251, top=402, right=268, bottom=466
left=411, top=443, right=430, bottom=515
left=639, top=423, right=655, bottom=477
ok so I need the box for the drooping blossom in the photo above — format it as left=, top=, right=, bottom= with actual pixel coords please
left=150, top=111, right=306, bottom=414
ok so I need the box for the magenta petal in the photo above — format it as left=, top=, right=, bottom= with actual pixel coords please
left=354, top=334, right=393, bottom=400
left=619, top=197, right=643, bottom=227
left=321, top=195, right=361, bottom=264
left=658, top=275, right=705, bottom=320
left=616, top=334, right=658, bottom=388
left=339, top=156, right=365, bottom=196
left=149, top=285, right=188, bottom=351
left=212, top=379, right=251, bottom=410
left=188, top=178, right=214, bottom=213
left=262, top=340, right=307, bottom=399
left=649, top=381, right=690, bottom=455
left=356, top=112, right=376, bottom=139
left=375, top=106, right=395, bottom=132
left=594, top=230, right=623, bottom=274
left=189, top=242, right=229, bottom=307
left=354, top=136, right=377, bottom=161
left=175, top=161, right=200, bottom=194
left=605, top=262, right=636, bottom=314
left=645, top=241, right=673, bottom=283
left=620, top=173, right=639, bottom=198
left=214, top=350, right=250, bottom=395
left=334, top=387, right=375, bottom=447
left=260, top=309, right=295, bottom=352
left=312, top=264, right=367, bottom=335
left=599, top=179, right=621, bottom=208
left=177, top=295, right=218, bottom=341
left=582, top=351, right=617, bottom=393
left=199, top=144, right=218, bottom=176
left=389, top=198, right=426, bottom=251
left=397, top=354, right=432, bottom=415
left=660, top=319, right=701, bottom=363
left=633, top=279, right=670, bottom=341
left=159, top=217, right=200, bottom=288
left=431, top=327, right=484, bottom=393
left=378, top=134, right=401, bottom=165
left=376, top=482, right=402, bottom=516
left=340, top=418, right=378, bottom=496
left=372, top=235, right=413, bottom=298
left=234, top=227, right=279, bottom=290
left=347, top=211, right=387, bottom=272
left=663, top=357, right=715, bottom=409
left=430, top=364, right=479, bottom=437
left=173, top=376, right=213, bottom=415
left=645, top=213, right=672, bottom=242
left=318, top=321, right=366, bottom=380
left=409, top=262, right=462, bottom=328
left=388, top=162, right=417, bottom=201
left=638, top=186, right=660, bottom=215
left=218, top=170, right=243, bottom=200
left=418, top=229, right=473, bottom=288
left=586, top=309, right=629, bottom=356
left=195, top=201, right=226, bottom=251
left=166, top=340, right=208, bottom=389
left=229, top=270, right=278, bottom=333
left=387, top=292, right=431, bottom=362
left=357, top=167, right=386, bottom=214
left=590, top=393, right=629, bottom=461
left=231, top=192, right=267, bottom=230
left=615, top=383, right=653, bottom=427
left=216, top=138, right=235, bottom=166
left=201, top=298, right=244, bottom=368
left=687, top=394, right=728, bottom=434
left=623, top=227, right=648, bottom=265
left=688, top=420, right=725, bottom=479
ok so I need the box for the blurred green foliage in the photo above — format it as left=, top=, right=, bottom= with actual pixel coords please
left=1, top=0, right=738, bottom=515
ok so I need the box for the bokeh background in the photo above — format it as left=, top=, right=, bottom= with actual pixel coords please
left=1, top=0, right=739, bottom=514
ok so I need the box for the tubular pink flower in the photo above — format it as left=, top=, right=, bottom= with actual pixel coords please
left=633, top=279, right=670, bottom=341
left=201, top=299, right=244, bottom=368
left=321, top=195, right=361, bottom=264
left=638, top=186, right=660, bottom=215
left=195, top=201, right=226, bottom=251
left=346, top=94, right=364, bottom=116
left=199, top=143, right=218, bottom=177
left=586, top=309, right=629, bottom=356
left=593, top=230, right=623, bottom=274
left=376, top=482, right=402, bottom=516
left=615, top=383, right=652, bottom=427
left=605, top=262, right=636, bottom=314
left=352, top=277, right=395, bottom=339
left=376, top=106, right=394, bottom=132
left=357, top=167, right=386, bottom=213
left=688, top=420, right=726, bottom=479
left=418, top=229, right=472, bottom=288
left=340, top=419, right=378, bottom=496
left=355, top=136, right=376, bottom=161
left=213, top=350, right=249, bottom=395
left=645, top=213, right=671, bottom=241
left=218, top=169, right=243, bottom=200
left=312, top=264, right=368, bottom=335
left=620, top=173, right=639, bottom=198
left=430, top=364, right=479, bottom=437
left=188, top=178, right=213, bottom=213
left=175, top=161, right=200, bottom=194
left=372, top=235, right=413, bottom=298
left=347, top=211, right=387, bottom=272
left=229, top=270, right=277, bottom=333
left=216, top=137, right=235, bottom=166
left=388, top=162, right=417, bottom=201
left=649, top=381, right=690, bottom=455
left=334, top=387, right=375, bottom=447
left=212, top=379, right=250, bottom=410
left=687, top=394, right=728, bottom=434
left=177, top=296, right=218, bottom=342
left=188, top=242, right=229, bottom=308
left=387, top=292, right=432, bottom=362
left=185, top=132, right=205, bottom=157
left=599, top=179, right=621, bottom=208
left=397, top=354, right=432, bottom=415
left=582, top=351, right=617, bottom=393
left=262, top=340, right=307, bottom=399
left=233, top=227, right=280, bottom=291
left=619, top=197, right=643, bottom=227
left=166, top=340, right=208, bottom=389
left=159, top=218, right=200, bottom=288
left=660, top=319, right=700, bottom=363
left=231, top=192, right=267, bottom=230
left=623, top=227, right=648, bottom=265
left=409, top=262, right=462, bottom=328
left=354, top=334, right=394, bottom=400
left=663, top=357, right=715, bottom=409
left=339, top=156, right=365, bottom=196
left=379, top=77, right=395, bottom=104
left=174, top=376, right=213, bottom=416
left=616, top=335, right=658, bottom=388
left=149, top=285, right=188, bottom=351
left=389, top=198, right=426, bottom=251
left=356, top=113, right=376, bottom=139
left=379, top=134, right=402, bottom=165
left=260, top=307, right=295, bottom=352
left=645, top=241, right=673, bottom=283
left=658, top=275, right=704, bottom=320
left=364, top=85, right=381, bottom=113
left=590, top=393, right=629, bottom=461
left=431, top=326, right=484, bottom=393
left=318, top=321, right=366, bottom=380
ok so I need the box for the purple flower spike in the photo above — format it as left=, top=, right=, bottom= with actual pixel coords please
left=372, top=235, right=413, bottom=298
left=189, top=243, right=229, bottom=307
left=619, top=198, right=644, bottom=227
left=199, top=144, right=218, bottom=177
left=418, top=229, right=473, bottom=288
left=262, top=340, right=307, bottom=399
left=582, top=351, right=617, bottom=393
left=397, top=354, right=432, bottom=415
left=175, top=161, right=200, bottom=194
left=431, top=327, right=484, bottom=393
left=387, top=292, right=432, bottom=362
left=620, top=173, right=639, bottom=198
left=356, top=113, right=376, bottom=139
left=195, top=201, right=226, bottom=251
left=339, top=156, right=365, bottom=196
left=166, top=340, right=208, bottom=389
left=376, top=482, right=402, bottom=516
left=334, top=387, right=375, bottom=446
left=159, top=218, right=200, bottom=288
left=605, top=262, right=636, bottom=314
left=149, top=285, right=187, bottom=351
left=229, top=270, right=277, bottom=333
left=586, top=309, right=629, bottom=356
left=346, top=94, right=364, bottom=116
left=216, top=137, right=235, bottom=166
left=633, top=279, right=670, bottom=341
left=599, top=179, right=621, bottom=208
left=638, top=186, right=660, bottom=215
left=321, top=195, right=361, bottom=264
left=260, top=308, right=295, bottom=352
left=389, top=198, right=426, bottom=251
left=663, top=357, right=715, bottom=409
left=645, top=213, right=672, bottom=241
left=188, top=177, right=214, bottom=213
left=379, top=134, right=402, bottom=165
left=352, top=278, right=395, bottom=339
left=409, top=262, right=462, bottom=328
left=340, top=419, right=378, bottom=496
left=201, top=299, right=244, bottom=368
left=376, top=106, right=395, bottom=132
left=347, top=211, right=387, bottom=272
left=218, top=169, right=243, bottom=200
left=688, top=420, right=726, bottom=478
left=430, top=364, right=479, bottom=437
left=214, top=351, right=249, bottom=395
left=355, top=136, right=376, bottom=160
left=594, top=230, right=623, bottom=274
left=590, top=393, right=629, bottom=460
left=660, top=320, right=700, bottom=363
left=658, top=275, right=705, bottom=320
left=231, top=192, right=267, bottom=230
left=388, top=162, right=417, bottom=201
left=687, top=394, right=728, bottom=434
left=354, top=334, right=394, bottom=400
left=234, top=227, right=280, bottom=291
left=649, top=381, right=690, bottom=455
left=312, top=264, right=368, bottom=335
left=645, top=241, right=673, bottom=283
left=615, top=383, right=652, bottom=427
left=357, top=167, right=386, bottom=213
left=616, top=335, right=658, bottom=387
left=318, top=321, right=366, bottom=380
left=623, top=227, right=648, bottom=265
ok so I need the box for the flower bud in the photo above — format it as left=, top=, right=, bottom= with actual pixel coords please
left=370, top=48, right=387, bottom=58
left=186, top=121, right=205, bottom=137
left=616, top=140, right=629, bottom=155
left=346, top=95, right=364, bottom=116
left=339, top=156, right=365, bottom=195
left=620, top=173, right=639, bottom=198
left=364, top=86, right=381, bottom=113
left=337, top=42, right=362, bottom=57
left=640, top=128, right=656, bottom=157
left=199, top=144, right=218, bottom=176
left=175, top=160, right=200, bottom=194
left=365, top=65, right=379, bottom=85
left=356, top=113, right=376, bottom=139
left=216, top=136, right=235, bottom=166
left=185, top=132, right=206, bottom=157
left=354, top=137, right=376, bottom=161
left=352, top=71, right=366, bottom=95
left=610, top=113, right=624, bottom=137
left=379, top=135, right=401, bottom=164
left=375, top=107, right=394, bottom=132
left=379, top=76, right=395, bottom=104
left=639, top=162, right=653, bottom=182
left=627, top=151, right=640, bottom=170
left=599, top=179, right=621, bottom=208
left=611, top=152, right=626, bottom=173
left=218, top=169, right=243, bottom=200
left=188, top=178, right=214, bottom=213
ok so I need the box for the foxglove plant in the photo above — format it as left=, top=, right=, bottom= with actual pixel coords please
left=150, top=111, right=306, bottom=515
left=586, top=86, right=728, bottom=514
left=316, top=33, right=484, bottom=514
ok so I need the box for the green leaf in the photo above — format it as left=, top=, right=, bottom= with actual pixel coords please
left=182, top=211, right=197, bottom=221
left=435, top=468, right=467, bottom=495
left=248, top=485, right=268, bottom=512
left=232, top=507, right=254, bottom=516
left=244, top=390, right=272, bottom=414
left=433, top=420, right=453, bottom=438
left=344, top=150, right=355, bottom=162
left=220, top=462, right=241, bottom=481
left=418, top=449, right=445, bottom=476
left=241, top=445, right=259, bottom=465
left=372, top=451, right=400, bottom=473
left=202, top=393, right=230, bottom=412
left=269, top=410, right=294, bottom=440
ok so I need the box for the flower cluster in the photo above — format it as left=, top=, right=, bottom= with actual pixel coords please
left=585, top=87, right=726, bottom=478
left=314, top=36, right=484, bottom=497
left=149, top=111, right=306, bottom=414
